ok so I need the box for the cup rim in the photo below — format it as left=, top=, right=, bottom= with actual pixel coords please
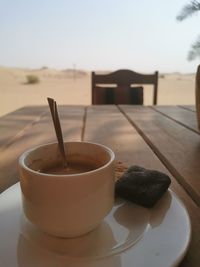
left=19, top=141, right=115, bottom=177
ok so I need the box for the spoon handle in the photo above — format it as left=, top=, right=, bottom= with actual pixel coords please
left=47, top=98, right=67, bottom=166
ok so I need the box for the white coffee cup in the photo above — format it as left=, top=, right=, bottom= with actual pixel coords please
left=19, top=141, right=115, bottom=238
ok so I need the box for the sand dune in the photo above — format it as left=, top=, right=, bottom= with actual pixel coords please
left=0, top=67, right=195, bottom=117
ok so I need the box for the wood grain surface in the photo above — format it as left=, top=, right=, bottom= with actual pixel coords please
left=152, top=105, right=198, bottom=133
left=84, top=105, right=200, bottom=267
left=0, top=105, right=85, bottom=193
left=1, top=105, right=200, bottom=266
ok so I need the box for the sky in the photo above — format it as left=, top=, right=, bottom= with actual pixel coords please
left=0, top=0, right=199, bottom=73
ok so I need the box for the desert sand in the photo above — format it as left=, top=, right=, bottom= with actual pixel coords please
left=0, top=66, right=195, bottom=117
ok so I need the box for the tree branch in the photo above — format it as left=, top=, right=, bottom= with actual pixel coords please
left=176, top=0, right=200, bottom=21
left=187, top=35, right=200, bottom=60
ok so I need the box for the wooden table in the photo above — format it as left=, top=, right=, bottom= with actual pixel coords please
left=0, top=105, right=200, bottom=267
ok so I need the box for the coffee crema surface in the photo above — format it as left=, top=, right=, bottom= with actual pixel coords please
left=40, top=159, right=101, bottom=175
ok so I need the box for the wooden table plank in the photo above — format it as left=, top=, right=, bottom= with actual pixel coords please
left=152, top=106, right=199, bottom=133
left=119, top=105, right=200, bottom=207
left=0, top=106, right=47, bottom=151
left=0, top=106, right=85, bottom=193
left=84, top=105, right=200, bottom=267
left=180, top=105, right=196, bottom=112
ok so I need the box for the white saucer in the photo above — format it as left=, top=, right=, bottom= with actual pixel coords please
left=0, top=183, right=191, bottom=267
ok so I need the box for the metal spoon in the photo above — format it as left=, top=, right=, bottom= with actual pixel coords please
left=47, top=97, right=68, bottom=167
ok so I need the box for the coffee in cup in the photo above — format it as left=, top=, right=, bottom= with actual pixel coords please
left=19, top=141, right=115, bottom=238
